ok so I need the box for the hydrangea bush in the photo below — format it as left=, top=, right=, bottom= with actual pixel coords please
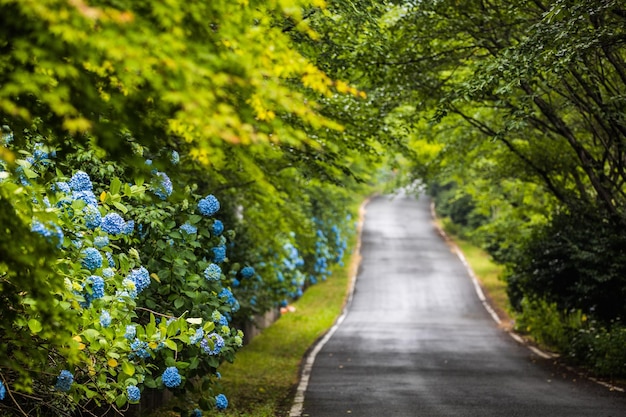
left=1, top=137, right=239, bottom=415
left=0, top=130, right=357, bottom=415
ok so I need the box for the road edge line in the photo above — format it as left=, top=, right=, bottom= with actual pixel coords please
left=429, top=201, right=558, bottom=360
left=288, top=198, right=369, bottom=417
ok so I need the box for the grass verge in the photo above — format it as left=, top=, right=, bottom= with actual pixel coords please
left=454, top=239, right=509, bottom=320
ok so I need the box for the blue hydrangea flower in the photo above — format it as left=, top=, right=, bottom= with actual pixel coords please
left=90, top=275, right=105, bottom=299
left=200, top=333, right=224, bottom=355
left=125, top=325, right=136, bottom=340
left=231, top=278, right=240, bottom=287
left=94, top=235, right=109, bottom=248
left=83, top=205, right=102, bottom=230
left=127, top=385, right=141, bottom=402
left=212, top=245, right=226, bottom=263
left=215, top=394, right=228, bottom=410
left=130, top=338, right=151, bottom=359
left=171, top=150, right=180, bottom=165
left=124, top=220, right=135, bottom=235
left=219, top=315, right=228, bottom=326
left=191, top=408, right=202, bottom=417
left=180, top=222, right=197, bottom=235
left=105, top=252, right=115, bottom=267
left=55, top=370, right=74, bottom=392
left=129, top=266, right=151, bottom=293
left=72, top=190, right=98, bottom=207
left=69, top=171, right=92, bottom=191
left=101, top=213, right=126, bottom=235
left=121, top=278, right=138, bottom=299
left=102, top=267, right=115, bottom=278
left=219, top=288, right=240, bottom=312
left=198, top=195, right=220, bottom=216
left=161, top=367, right=182, bottom=388
left=145, top=159, right=153, bottom=166
left=204, top=263, right=221, bottom=281
left=0, top=380, right=6, bottom=400
left=240, top=266, right=255, bottom=279
left=190, top=328, right=204, bottom=344
left=55, top=181, right=71, bottom=193
left=212, top=220, right=224, bottom=236
left=152, top=171, right=173, bottom=200
left=31, top=219, right=64, bottom=247
left=100, top=310, right=112, bottom=328
left=81, top=248, right=103, bottom=271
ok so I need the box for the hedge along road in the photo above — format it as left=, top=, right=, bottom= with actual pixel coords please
left=295, top=193, right=626, bottom=417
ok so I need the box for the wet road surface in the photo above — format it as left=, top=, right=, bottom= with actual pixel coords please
left=299, top=194, right=626, bottom=417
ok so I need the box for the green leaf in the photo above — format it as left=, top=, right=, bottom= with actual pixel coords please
left=110, top=177, right=122, bottom=195
left=163, top=339, right=178, bottom=351
left=27, top=319, right=42, bottom=334
left=174, top=297, right=185, bottom=309
left=83, top=329, right=100, bottom=343
left=122, top=361, right=135, bottom=376
left=115, top=394, right=127, bottom=408
left=113, top=202, right=128, bottom=214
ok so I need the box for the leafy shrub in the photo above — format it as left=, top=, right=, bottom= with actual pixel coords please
left=515, top=297, right=626, bottom=377
left=506, top=209, right=626, bottom=323
left=570, top=321, right=626, bottom=377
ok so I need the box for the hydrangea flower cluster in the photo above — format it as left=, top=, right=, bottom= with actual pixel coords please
left=204, top=263, right=221, bottom=281
left=127, top=385, right=141, bottom=402
left=128, top=266, right=151, bottom=293
left=198, top=194, right=220, bottom=216
left=124, top=220, right=135, bottom=235
left=212, top=220, right=224, bottom=236
left=200, top=333, right=224, bottom=355
left=101, top=213, right=126, bottom=235
left=190, top=328, right=204, bottom=344
left=0, top=381, right=6, bottom=401
left=152, top=171, right=173, bottom=200
left=81, top=248, right=103, bottom=271
left=124, top=325, right=136, bottom=340
left=55, top=181, right=71, bottom=193
left=55, top=370, right=74, bottom=392
left=130, top=339, right=151, bottom=360
left=83, top=205, right=102, bottom=230
left=219, top=288, right=240, bottom=312
left=69, top=171, right=92, bottom=191
left=215, top=393, right=228, bottom=410
left=100, top=310, right=112, bottom=328
left=240, top=266, right=255, bottom=279
left=191, top=408, right=202, bottom=417
left=31, top=219, right=64, bottom=247
left=89, top=275, right=105, bottom=299
left=161, top=367, right=182, bottom=388
left=212, top=245, right=226, bottom=263
left=179, top=222, right=197, bottom=235
left=212, top=310, right=229, bottom=326
left=94, top=236, right=109, bottom=248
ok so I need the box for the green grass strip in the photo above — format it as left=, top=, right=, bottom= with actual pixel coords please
left=454, top=239, right=509, bottom=319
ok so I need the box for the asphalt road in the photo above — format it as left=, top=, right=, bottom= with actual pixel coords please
left=299, top=193, right=626, bottom=417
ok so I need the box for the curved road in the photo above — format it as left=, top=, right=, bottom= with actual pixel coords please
left=299, top=194, right=626, bottom=417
